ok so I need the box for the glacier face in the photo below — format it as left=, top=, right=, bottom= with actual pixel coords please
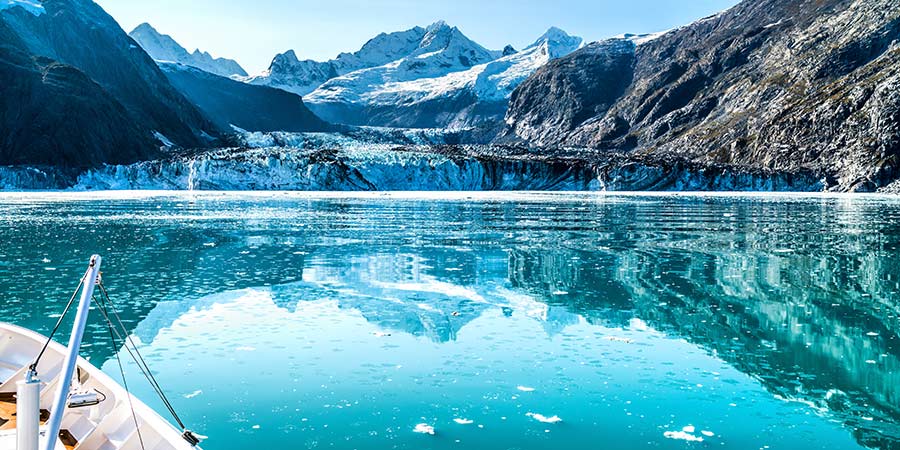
left=1, top=140, right=825, bottom=192
left=72, top=147, right=600, bottom=191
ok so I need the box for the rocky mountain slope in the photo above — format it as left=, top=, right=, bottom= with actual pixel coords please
left=0, top=0, right=218, bottom=167
left=130, top=22, right=247, bottom=77
left=502, top=0, right=900, bottom=191
left=159, top=62, right=331, bottom=133
left=303, top=27, right=583, bottom=130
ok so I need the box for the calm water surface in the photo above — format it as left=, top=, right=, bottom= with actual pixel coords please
left=1, top=192, right=899, bottom=450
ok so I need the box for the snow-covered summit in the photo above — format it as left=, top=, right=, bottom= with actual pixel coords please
left=303, top=21, right=500, bottom=105
left=301, top=27, right=582, bottom=128
left=309, top=27, right=582, bottom=107
left=246, top=21, right=497, bottom=97
left=129, top=23, right=247, bottom=77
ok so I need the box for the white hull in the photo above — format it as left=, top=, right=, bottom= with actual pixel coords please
left=0, top=323, right=196, bottom=450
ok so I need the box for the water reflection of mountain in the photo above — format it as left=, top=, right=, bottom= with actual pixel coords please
left=506, top=242, right=900, bottom=449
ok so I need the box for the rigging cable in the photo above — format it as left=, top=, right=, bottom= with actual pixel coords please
left=29, top=265, right=89, bottom=373
left=96, top=281, right=203, bottom=446
left=95, top=293, right=147, bottom=450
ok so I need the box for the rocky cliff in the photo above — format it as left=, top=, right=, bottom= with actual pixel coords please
left=0, top=0, right=219, bottom=167
left=503, top=0, right=900, bottom=192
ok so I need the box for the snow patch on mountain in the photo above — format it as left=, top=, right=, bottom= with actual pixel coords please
left=0, top=0, right=44, bottom=16
left=130, top=23, right=247, bottom=77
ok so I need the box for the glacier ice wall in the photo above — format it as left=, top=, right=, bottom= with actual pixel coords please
left=72, top=147, right=600, bottom=191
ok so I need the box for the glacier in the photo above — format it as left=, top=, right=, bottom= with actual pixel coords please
left=0, top=127, right=826, bottom=192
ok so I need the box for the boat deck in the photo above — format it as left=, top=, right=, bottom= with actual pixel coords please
left=0, top=393, right=75, bottom=450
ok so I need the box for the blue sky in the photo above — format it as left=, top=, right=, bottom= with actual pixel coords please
left=96, top=0, right=739, bottom=74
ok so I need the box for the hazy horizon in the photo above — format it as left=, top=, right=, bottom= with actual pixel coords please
left=95, top=0, right=739, bottom=74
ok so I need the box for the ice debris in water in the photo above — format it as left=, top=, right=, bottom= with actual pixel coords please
left=701, top=430, right=715, bottom=437
left=526, top=413, right=562, bottom=423
left=453, top=418, right=474, bottom=425
left=413, top=423, right=435, bottom=435
left=605, top=336, right=634, bottom=344
left=517, top=386, right=535, bottom=392
left=183, top=390, right=203, bottom=399
left=664, top=431, right=704, bottom=442
left=373, top=331, right=392, bottom=337
left=682, top=426, right=695, bottom=433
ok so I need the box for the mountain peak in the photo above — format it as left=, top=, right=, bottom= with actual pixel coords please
left=528, top=27, right=582, bottom=57
left=132, top=22, right=157, bottom=34
left=130, top=22, right=247, bottom=77
left=426, top=20, right=449, bottom=32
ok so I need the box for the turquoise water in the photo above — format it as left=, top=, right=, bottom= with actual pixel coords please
left=1, top=192, right=899, bottom=449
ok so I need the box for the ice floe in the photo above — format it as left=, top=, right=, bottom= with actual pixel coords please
left=663, top=430, right=704, bottom=442
left=413, top=423, right=435, bottom=435
left=526, top=413, right=562, bottom=424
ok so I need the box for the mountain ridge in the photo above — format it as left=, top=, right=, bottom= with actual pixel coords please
left=130, top=22, right=248, bottom=78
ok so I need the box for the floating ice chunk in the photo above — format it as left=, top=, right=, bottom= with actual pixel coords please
left=184, top=390, right=203, bottom=399
left=701, top=430, right=715, bottom=437
left=552, top=290, right=568, bottom=295
left=251, top=425, right=260, bottom=429
left=664, top=431, right=703, bottom=442
left=526, top=413, right=562, bottom=424
left=413, top=423, right=435, bottom=435
left=453, top=418, right=474, bottom=425
left=682, top=425, right=695, bottom=433
left=517, top=386, right=535, bottom=392
left=866, top=332, right=879, bottom=337
left=373, top=331, right=392, bottom=337
left=604, top=336, right=634, bottom=344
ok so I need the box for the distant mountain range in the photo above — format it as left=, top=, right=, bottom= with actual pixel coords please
left=1, top=0, right=899, bottom=192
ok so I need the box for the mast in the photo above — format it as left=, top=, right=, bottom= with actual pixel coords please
left=41, top=255, right=102, bottom=450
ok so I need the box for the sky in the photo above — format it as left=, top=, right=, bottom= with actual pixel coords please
left=96, top=0, right=740, bottom=75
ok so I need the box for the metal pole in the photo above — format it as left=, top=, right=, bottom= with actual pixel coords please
left=16, top=371, right=41, bottom=450
left=41, top=255, right=102, bottom=450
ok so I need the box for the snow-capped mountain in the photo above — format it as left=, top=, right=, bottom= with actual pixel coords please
left=303, top=21, right=499, bottom=105
left=245, top=24, right=432, bottom=95
left=130, top=23, right=247, bottom=78
left=302, top=27, right=582, bottom=129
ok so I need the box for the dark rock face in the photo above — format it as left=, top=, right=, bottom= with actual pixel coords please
left=0, top=0, right=218, bottom=166
left=0, top=46, right=156, bottom=166
left=160, top=62, right=332, bottom=133
left=503, top=0, right=900, bottom=191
